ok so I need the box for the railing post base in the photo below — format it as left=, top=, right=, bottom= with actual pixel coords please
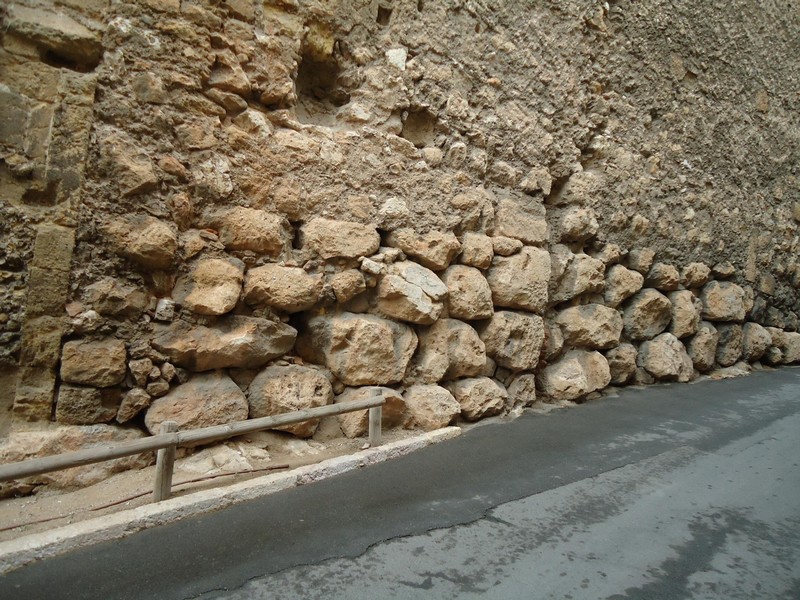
left=153, top=421, right=178, bottom=503
left=368, top=405, right=382, bottom=447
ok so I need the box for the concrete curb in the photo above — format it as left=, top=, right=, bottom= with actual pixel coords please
left=0, top=427, right=461, bottom=575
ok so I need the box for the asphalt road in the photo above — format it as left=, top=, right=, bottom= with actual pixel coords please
left=2, top=368, right=799, bottom=600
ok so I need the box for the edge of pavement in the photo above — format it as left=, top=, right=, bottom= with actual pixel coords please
left=0, top=426, right=462, bottom=576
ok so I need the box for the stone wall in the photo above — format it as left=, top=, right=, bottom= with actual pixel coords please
left=1, top=0, right=798, bottom=488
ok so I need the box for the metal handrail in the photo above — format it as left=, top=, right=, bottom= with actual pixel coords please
left=0, top=397, right=384, bottom=502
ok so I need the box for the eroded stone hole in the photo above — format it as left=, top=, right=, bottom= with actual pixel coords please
left=400, top=109, right=438, bottom=148
left=377, top=6, right=393, bottom=26
left=39, top=48, right=99, bottom=73
left=295, top=51, right=350, bottom=125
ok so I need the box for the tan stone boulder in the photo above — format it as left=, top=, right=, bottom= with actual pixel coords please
left=638, top=333, right=693, bottom=382
left=605, top=343, right=637, bottom=385
left=302, top=218, right=380, bottom=260
left=145, top=372, right=248, bottom=435
left=247, top=366, right=333, bottom=438
left=549, top=247, right=605, bottom=304
left=687, top=321, right=719, bottom=371
left=330, top=270, right=366, bottom=303
left=104, top=216, right=177, bottom=270
left=440, top=265, right=493, bottom=320
left=537, top=350, right=611, bottom=402
left=152, top=316, right=296, bottom=371
left=507, top=373, right=537, bottom=406
left=701, top=281, right=746, bottom=322
left=555, top=304, right=623, bottom=350
left=766, top=328, right=800, bottom=364
left=741, top=322, right=772, bottom=362
left=681, top=262, right=711, bottom=289
left=85, top=277, right=148, bottom=318
left=207, top=207, right=290, bottom=255
left=645, top=263, right=680, bottom=291
left=478, top=311, right=545, bottom=371
left=604, top=264, right=644, bottom=308
left=243, top=264, right=323, bottom=313
left=486, top=246, right=550, bottom=313
left=116, top=388, right=152, bottom=424
left=55, top=385, right=119, bottom=425
left=627, top=248, right=655, bottom=275
left=459, top=232, right=494, bottom=269
left=177, top=258, right=244, bottom=316
left=385, top=229, right=461, bottom=271
left=377, top=274, right=443, bottom=325
left=557, top=207, right=598, bottom=242
left=542, top=318, right=565, bottom=361
left=297, top=313, right=417, bottom=386
left=494, top=198, right=548, bottom=245
left=623, top=289, right=672, bottom=341
left=715, top=323, right=743, bottom=367
left=403, top=385, right=460, bottom=430
left=335, top=387, right=406, bottom=438
left=411, top=319, right=486, bottom=383
left=446, top=377, right=508, bottom=421
left=61, top=339, right=127, bottom=387
left=668, top=290, right=702, bottom=339
left=491, top=236, right=523, bottom=257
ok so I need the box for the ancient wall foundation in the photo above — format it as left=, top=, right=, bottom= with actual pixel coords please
left=1, top=0, right=799, bottom=491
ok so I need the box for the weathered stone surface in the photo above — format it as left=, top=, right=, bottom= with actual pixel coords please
left=129, top=358, right=152, bottom=387
left=335, top=387, right=406, bottom=438
left=459, top=232, right=493, bottom=269
left=605, top=343, right=637, bottom=385
left=85, top=277, right=148, bottom=318
left=494, top=198, right=548, bottom=245
left=491, top=236, right=523, bottom=257
left=61, top=339, right=127, bottom=387
left=411, top=319, right=486, bottom=383
left=145, top=372, right=248, bottom=435
left=550, top=247, right=605, bottom=304
left=687, top=321, right=719, bottom=371
left=446, top=377, right=507, bottom=421
left=645, top=263, right=680, bottom=291
left=55, top=385, right=119, bottom=425
left=555, top=304, right=623, bottom=350
left=116, top=388, right=151, bottom=423
left=478, top=311, right=544, bottom=371
left=741, top=322, right=772, bottom=362
left=627, top=248, right=655, bottom=275
left=604, top=264, right=644, bottom=308
left=681, top=262, right=712, bottom=289
left=377, top=273, right=443, bottom=325
left=701, top=281, right=746, bottom=322
left=715, top=323, right=743, bottom=367
left=152, top=316, right=296, bottom=371
left=537, top=350, right=611, bottom=402
left=542, top=318, right=565, bottom=361
left=712, top=261, right=736, bottom=279
left=766, top=328, right=800, bottom=364
left=248, top=366, right=333, bottom=438
left=403, top=385, right=460, bottom=431
left=178, top=258, right=244, bottom=316
left=302, top=218, right=380, bottom=260
left=668, top=290, right=702, bottom=339
left=507, top=373, right=537, bottom=406
left=557, top=207, right=598, bottom=242
left=297, top=313, right=417, bottom=386
left=638, top=333, right=693, bottom=382
left=104, top=216, right=177, bottom=270
left=440, top=265, right=493, bottom=320
left=208, top=207, right=290, bottom=255
left=330, top=270, right=366, bottom=304
left=623, top=289, right=672, bottom=341
left=5, top=5, right=103, bottom=65
left=486, top=246, right=550, bottom=313
left=385, top=229, right=461, bottom=271
left=243, top=264, right=323, bottom=313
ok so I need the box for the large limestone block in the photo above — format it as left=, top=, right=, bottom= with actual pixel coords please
left=61, top=339, right=127, bottom=387
left=85, top=277, right=148, bottom=318
left=377, top=274, right=442, bottom=325
left=104, top=216, right=177, bottom=270
left=681, top=263, right=711, bottom=289
left=440, top=265, right=493, bottom=320
left=741, top=322, right=772, bottom=362
left=335, top=387, right=406, bottom=438
left=555, top=304, right=623, bottom=350
left=604, top=264, right=644, bottom=308
left=178, top=258, right=244, bottom=316
left=297, top=313, right=417, bottom=386
left=605, top=343, right=637, bottom=385
left=302, top=218, right=380, bottom=259
left=459, top=232, right=493, bottom=269
left=145, top=372, right=248, bottom=435
left=766, top=328, right=800, bottom=364
left=478, top=311, right=544, bottom=371
left=116, top=388, right=152, bottom=424
left=638, top=333, right=693, bottom=382
left=715, top=323, right=743, bottom=367
left=403, top=385, right=460, bottom=431
left=486, top=246, right=550, bottom=313
left=537, top=350, right=611, bottom=402
left=55, top=385, right=119, bottom=425
left=446, top=377, right=507, bottom=421
left=668, top=290, right=702, bottom=339
left=248, top=366, right=333, bottom=438
left=494, top=198, right=548, bottom=245
left=385, top=229, right=461, bottom=271
left=243, top=264, right=323, bottom=312
left=623, top=289, right=672, bottom=341
left=687, top=321, right=719, bottom=371
left=412, top=319, right=486, bottom=383
left=550, top=247, right=605, bottom=304
left=390, top=261, right=448, bottom=300
left=208, top=207, right=290, bottom=255
left=152, top=316, right=296, bottom=371
left=701, top=281, right=746, bottom=322
left=645, top=263, right=680, bottom=292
